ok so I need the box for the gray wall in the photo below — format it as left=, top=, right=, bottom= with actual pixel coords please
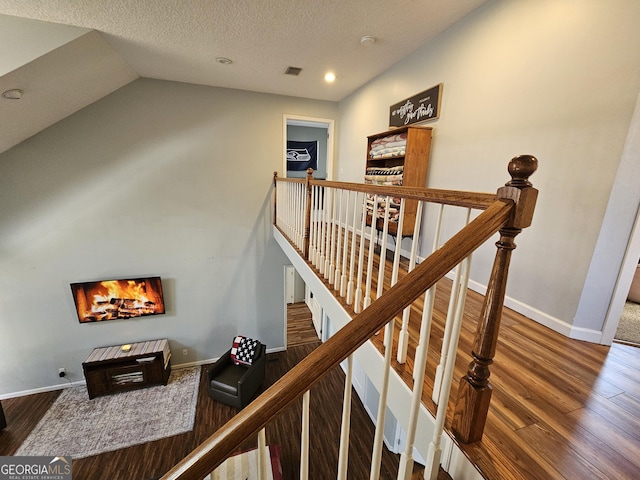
left=337, top=0, right=640, bottom=340
left=0, top=78, right=337, bottom=396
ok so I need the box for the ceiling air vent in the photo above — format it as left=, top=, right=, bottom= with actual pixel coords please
left=285, top=66, right=303, bottom=76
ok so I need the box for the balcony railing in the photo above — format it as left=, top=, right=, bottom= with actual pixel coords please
left=162, top=155, right=538, bottom=480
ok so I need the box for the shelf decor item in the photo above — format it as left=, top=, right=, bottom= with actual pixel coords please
left=389, top=83, right=442, bottom=128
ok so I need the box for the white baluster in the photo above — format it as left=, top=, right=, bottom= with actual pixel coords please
left=318, top=188, right=327, bottom=274
left=363, top=195, right=378, bottom=310
left=377, top=198, right=391, bottom=339
left=433, top=208, right=472, bottom=403
left=309, top=185, right=317, bottom=264
left=300, top=390, right=310, bottom=480
left=339, top=191, right=351, bottom=298
left=354, top=195, right=368, bottom=313
left=258, top=428, right=268, bottom=480
left=337, top=355, right=353, bottom=480
left=346, top=191, right=360, bottom=304
left=333, top=189, right=344, bottom=288
left=426, top=250, right=472, bottom=480
left=369, top=317, right=395, bottom=480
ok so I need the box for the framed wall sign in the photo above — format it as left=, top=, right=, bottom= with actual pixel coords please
left=389, top=83, right=442, bottom=128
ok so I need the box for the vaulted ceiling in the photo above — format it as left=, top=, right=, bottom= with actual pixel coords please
left=0, top=0, right=487, bottom=154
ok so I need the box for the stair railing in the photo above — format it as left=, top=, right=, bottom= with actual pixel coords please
left=162, top=155, right=538, bottom=480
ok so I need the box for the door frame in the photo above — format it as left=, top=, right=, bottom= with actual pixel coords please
left=283, top=114, right=335, bottom=180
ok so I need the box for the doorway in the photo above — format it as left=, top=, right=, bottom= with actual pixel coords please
left=283, top=115, right=334, bottom=180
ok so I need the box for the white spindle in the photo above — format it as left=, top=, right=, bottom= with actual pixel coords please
left=258, top=428, right=268, bottom=480
left=339, top=191, right=351, bottom=298
left=325, top=189, right=338, bottom=285
left=346, top=191, right=360, bottom=303
left=318, top=188, right=327, bottom=275
left=337, top=355, right=354, bottom=480
left=425, top=250, right=472, bottom=480
left=390, top=199, right=406, bottom=287
left=397, top=201, right=427, bottom=363
left=298, top=183, right=305, bottom=250
left=314, top=185, right=323, bottom=266
left=370, top=315, right=395, bottom=480
left=295, top=183, right=302, bottom=248
left=324, top=188, right=334, bottom=278
left=354, top=195, right=368, bottom=313
left=363, top=196, right=378, bottom=310
left=300, top=390, right=310, bottom=480
left=333, top=189, right=345, bottom=288
left=397, top=205, right=444, bottom=479
left=309, top=185, right=318, bottom=264
left=433, top=208, right=472, bottom=403
left=377, top=198, right=391, bottom=340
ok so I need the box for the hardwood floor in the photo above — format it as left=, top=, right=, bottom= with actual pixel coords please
left=287, top=302, right=320, bottom=347
left=315, top=245, right=640, bottom=480
left=0, top=341, right=435, bottom=479
left=3, top=267, right=639, bottom=479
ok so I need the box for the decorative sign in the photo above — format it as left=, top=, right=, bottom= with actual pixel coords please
left=287, top=140, right=318, bottom=171
left=389, top=83, right=442, bottom=128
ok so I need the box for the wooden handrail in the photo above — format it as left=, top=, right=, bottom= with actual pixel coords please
left=161, top=198, right=516, bottom=480
left=275, top=176, right=497, bottom=210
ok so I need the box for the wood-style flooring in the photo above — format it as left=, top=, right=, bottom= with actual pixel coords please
left=309, top=244, right=640, bottom=480
left=0, top=329, right=439, bottom=479
left=286, top=302, right=320, bottom=347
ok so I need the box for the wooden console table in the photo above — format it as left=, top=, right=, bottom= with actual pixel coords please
left=82, top=339, right=171, bottom=399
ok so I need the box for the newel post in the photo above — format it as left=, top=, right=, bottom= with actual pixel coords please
left=304, top=168, right=314, bottom=260
left=451, top=155, right=538, bottom=443
left=273, top=172, right=278, bottom=226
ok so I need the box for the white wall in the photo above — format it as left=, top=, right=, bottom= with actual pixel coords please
left=336, top=0, right=640, bottom=339
left=0, top=78, right=337, bottom=396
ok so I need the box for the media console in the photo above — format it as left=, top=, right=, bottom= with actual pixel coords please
left=82, top=339, right=171, bottom=399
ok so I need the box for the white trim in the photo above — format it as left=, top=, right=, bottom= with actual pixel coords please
left=283, top=114, right=335, bottom=180
left=465, top=277, right=603, bottom=343
left=0, top=350, right=285, bottom=400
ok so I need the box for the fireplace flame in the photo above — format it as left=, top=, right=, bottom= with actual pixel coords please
left=72, top=278, right=164, bottom=322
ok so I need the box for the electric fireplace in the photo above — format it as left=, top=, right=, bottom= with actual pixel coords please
left=71, top=276, right=165, bottom=323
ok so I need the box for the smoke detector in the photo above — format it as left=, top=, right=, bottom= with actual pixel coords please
left=2, top=89, right=23, bottom=100
left=360, top=35, right=376, bottom=46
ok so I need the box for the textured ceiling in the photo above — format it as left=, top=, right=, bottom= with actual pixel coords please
left=0, top=0, right=487, bottom=101
left=0, top=0, right=488, bottom=154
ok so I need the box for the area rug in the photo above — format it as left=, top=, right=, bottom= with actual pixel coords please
left=15, top=366, right=200, bottom=459
left=616, top=301, right=640, bottom=345
left=209, top=445, right=283, bottom=480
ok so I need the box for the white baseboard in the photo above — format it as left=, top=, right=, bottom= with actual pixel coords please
left=0, top=347, right=286, bottom=401
left=464, top=277, right=603, bottom=344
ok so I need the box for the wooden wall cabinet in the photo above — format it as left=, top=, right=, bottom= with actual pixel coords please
left=365, top=125, right=433, bottom=236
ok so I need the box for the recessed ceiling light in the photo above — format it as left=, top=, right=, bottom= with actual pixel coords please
left=2, top=89, right=23, bottom=100
left=360, top=35, right=376, bottom=46
left=215, top=57, right=233, bottom=65
left=324, top=72, right=336, bottom=83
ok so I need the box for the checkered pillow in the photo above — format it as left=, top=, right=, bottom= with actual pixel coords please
left=230, top=336, right=260, bottom=366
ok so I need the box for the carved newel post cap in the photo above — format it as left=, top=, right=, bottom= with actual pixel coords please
left=306, top=168, right=314, bottom=177
left=507, top=155, right=538, bottom=187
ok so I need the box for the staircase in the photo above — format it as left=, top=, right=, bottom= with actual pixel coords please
left=161, top=155, right=538, bottom=480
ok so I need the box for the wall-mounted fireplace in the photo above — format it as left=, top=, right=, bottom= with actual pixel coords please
left=71, top=276, right=165, bottom=323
